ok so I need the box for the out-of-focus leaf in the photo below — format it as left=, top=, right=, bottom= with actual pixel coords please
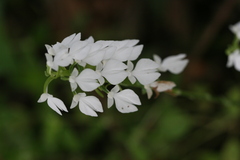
left=198, top=151, right=219, bottom=160
left=221, top=138, right=240, bottom=160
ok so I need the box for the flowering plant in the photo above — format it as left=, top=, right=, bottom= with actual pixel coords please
left=38, top=33, right=188, bottom=116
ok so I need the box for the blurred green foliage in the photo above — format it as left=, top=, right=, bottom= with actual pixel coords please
left=1, top=0, right=240, bottom=160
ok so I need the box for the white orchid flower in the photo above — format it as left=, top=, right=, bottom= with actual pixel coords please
left=153, top=54, right=189, bottom=74
left=230, top=21, right=240, bottom=39
left=70, top=93, right=103, bottom=117
left=37, top=93, right=68, bottom=115
left=53, top=48, right=73, bottom=67
left=127, top=59, right=161, bottom=85
left=107, top=85, right=141, bottom=113
left=227, top=49, right=240, bottom=71
left=45, top=53, right=59, bottom=71
left=75, top=69, right=100, bottom=92
left=101, top=59, right=128, bottom=85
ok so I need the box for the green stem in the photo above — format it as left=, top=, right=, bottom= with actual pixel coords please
left=43, top=76, right=57, bottom=93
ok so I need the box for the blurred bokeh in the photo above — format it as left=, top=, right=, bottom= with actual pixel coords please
left=1, top=0, right=240, bottom=159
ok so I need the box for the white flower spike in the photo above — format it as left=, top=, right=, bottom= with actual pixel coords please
left=40, top=32, right=187, bottom=116
left=70, top=93, right=103, bottom=117
left=38, top=93, right=68, bottom=115
left=107, top=85, right=141, bottom=113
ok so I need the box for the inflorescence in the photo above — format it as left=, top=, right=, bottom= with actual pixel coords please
left=38, top=33, right=189, bottom=116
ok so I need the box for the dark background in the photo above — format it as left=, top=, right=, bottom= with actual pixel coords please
left=1, top=0, right=240, bottom=159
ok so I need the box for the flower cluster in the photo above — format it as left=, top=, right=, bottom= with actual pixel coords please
left=38, top=33, right=188, bottom=116
left=226, top=21, right=240, bottom=71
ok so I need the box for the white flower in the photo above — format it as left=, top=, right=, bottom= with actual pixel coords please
left=144, top=85, right=153, bottom=99
left=230, top=21, right=240, bottom=39
left=107, top=85, right=141, bottom=113
left=127, top=59, right=161, bottom=85
left=75, top=68, right=100, bottom=92
left=53, top=48, right=73, bottom=67
left=150, top=81, right=176, bottom=92
left=45, top=53, right=59, bottom=71
left=70, top=93, right=103, bottom=117
left=37, top=93, right=68, bottom=115
left=97, top=59, right=128, bottom=85
left=153, top=54, right=189, bottom=74
left=227, top=49, right=240, bottom=71
left=45, top=33, right=81, bottom=56
left=69, top=68, right=79, bottom=91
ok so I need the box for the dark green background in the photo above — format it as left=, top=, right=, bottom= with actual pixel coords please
left=1, top=0, right=240, bottom=159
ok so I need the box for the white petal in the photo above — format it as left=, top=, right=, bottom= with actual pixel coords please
left=70, top=41, right=87, bottom=53
left=45, top=45, right=55, bottom=55
left=83, top=96, right=103, bottom=112
left=134, top=72, right=160, bottom=85
left=51, top=97, right=68, bottom=112
left=85, top=36, right=94, bottom=43
left=104, top=71, right=127, bottom=85
left=37, top=93, right=49, bottom=103
left=71, top=68, right=79, bottom=77
left=124, top=39, right=139, bottom=47
left=110, top=85, right=120, bottom=93
left=114, top=99, right=138, bottom=113
left=47, top=98, right=62, bottom=115
left=70, top=94, right=82, bottom=109
left=103, top=46, right=116, bottom=59
left=70, top=99, right=78, bottom=109
left=98, top=76, right=105, bottom=85
left=45, top=53, right=53, bottom=62
left=70, top=82, right=78, bottom=91
left=77, top=68, right=100, bottom=80
left=166, top=59, right=189, bottom=74
left=129, top=45, right=143, bottom=61
left=83, top=50, right=105, bottom=66
left=107, top=97, right=114, bottom=108
left=72, top=33, right=81, bottom=42
left=144, top=85, right=153, bottom=99
left=101, top=60, right=128, bottom=84
left=73, top=45, right=90, bottom=61
left=76, top=69, right=100, bottom=91
left=234, top=56, right=240, bottom=71
left=153, top=54, right=162, bottom=65
left=111, top=40, right=129, bottom=49
left=95, top=40, right=113, bottom=48
left=61, top=33, right=76, bottom=45
left=134, top=58, right=159, bottom=71
left=161, top=54, right=189, bottom=74
left=116, top=89, right=141, bottom=105
left=79, top=100, right=98, bottom=117
left=227, top=50, right=240, bottom=68
left=128, top=74, right=136, bottom=84
left=127, top=60, right=134, bottom=72
left=112, top=47, right=132, bottom=61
